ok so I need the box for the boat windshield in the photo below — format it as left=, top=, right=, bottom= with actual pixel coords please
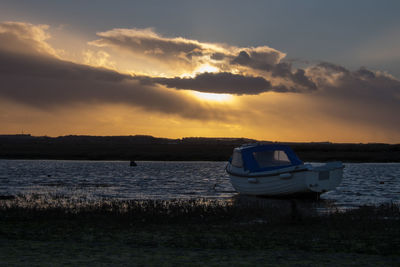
left=231, top=150, right=243, bottom=168
left=252, top=150, right=291, bottom=168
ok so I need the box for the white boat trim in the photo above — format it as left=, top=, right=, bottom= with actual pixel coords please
left=226, top=164, right=311, bottom=178
left=225, top=143, right=344, bottom=196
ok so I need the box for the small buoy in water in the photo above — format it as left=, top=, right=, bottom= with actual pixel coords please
left=130, top=160, right=137, bottom=167
left=379, top=181, right=384, bottom=184
left=47, top=174, right=52, bottom=177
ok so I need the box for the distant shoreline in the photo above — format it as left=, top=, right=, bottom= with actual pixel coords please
left=1, top=134, right=399, bottom=162
left=1, top=157, right=400, bottom=164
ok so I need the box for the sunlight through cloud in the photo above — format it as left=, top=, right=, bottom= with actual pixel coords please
left=191, top=91, right=233, bottom=102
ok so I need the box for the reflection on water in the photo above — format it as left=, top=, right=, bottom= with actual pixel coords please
left=321, top=163, right=400, bottom=209
left=0, top=160, right=399, bottom=209
left=0, top=160, right=233, bottom=201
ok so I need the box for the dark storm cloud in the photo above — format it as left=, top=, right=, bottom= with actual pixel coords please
left=137, top=71, right=318, bottom=95
left=148, top=72, right=274, bottom=95
left=2, top=56, right=235, bottom=121
left=355, top=67, right=376, bottom=79
left=315, top=62, right=350, bottom=74
left=0, top=24, right=230, bottom=121
left=231, top=50, right=281, bottom=70
left=310, top=62, right=400, bottom=100
left=230, top=50, right=317, bottom=91
left=91, top=28, right=206, bottom=61
left=308, top=63, right=400, bottom=129
left=309, top=62, right=397, bottom=91
left=0, top=21, right=301, bottom=122
left=89, top=27, right=320, bottom=92
left=210, top=52, right=225, bottom=61
left=0, top=52, right=126, bottom=83
left=144, top=72, right=318, bottom=94
left=291, top=69, right=317, bottom=91
left=1, top=21, right=399, bottom=133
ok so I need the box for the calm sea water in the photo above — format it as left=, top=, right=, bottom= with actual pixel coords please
left=0, top=160, right=399, bottom=208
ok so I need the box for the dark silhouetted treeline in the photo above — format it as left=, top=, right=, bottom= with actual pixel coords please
left=0, top=134, right=399, bottom=162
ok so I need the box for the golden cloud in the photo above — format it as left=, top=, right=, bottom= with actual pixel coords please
left=0, top=22, right=236, bottom=122
left=0, top=21, right=399, bottom=143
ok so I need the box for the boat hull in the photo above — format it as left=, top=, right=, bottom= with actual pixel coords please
left=228, top=165, right=343, bottom=196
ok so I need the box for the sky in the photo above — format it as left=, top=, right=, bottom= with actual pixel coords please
left=0, top=0, right=399, bottom=143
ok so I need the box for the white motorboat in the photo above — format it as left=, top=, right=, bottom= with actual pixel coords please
left=226, top=144, right=344, bottom=196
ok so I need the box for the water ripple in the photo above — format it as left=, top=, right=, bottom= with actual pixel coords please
left=0, top=160, right=399, bottom=208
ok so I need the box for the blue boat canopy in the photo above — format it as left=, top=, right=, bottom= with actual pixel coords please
left=233, top=144, right=303, bottom=173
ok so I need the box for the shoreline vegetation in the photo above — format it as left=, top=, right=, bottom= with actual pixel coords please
left=1, top=196, right=400, bottom=265
left=1, top=135, right=400, bottom=264
left=1, top=134, right=399, bottom=162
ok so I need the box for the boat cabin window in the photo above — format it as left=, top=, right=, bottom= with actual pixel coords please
left=231, top=150, right=243, bottom=168
left=252, top=150, right=291, bottom=168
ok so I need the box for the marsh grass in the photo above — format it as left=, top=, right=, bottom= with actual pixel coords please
left=1, top=194, right=399, bottom=225
left=0, top=194, right=299, bottom=224
left=1, top=195, right=400, bottom=265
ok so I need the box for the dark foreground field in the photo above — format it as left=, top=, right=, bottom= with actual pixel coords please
left=1, top=196, right=400, bottom=266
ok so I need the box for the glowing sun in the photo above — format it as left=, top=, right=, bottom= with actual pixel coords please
left=195, top=64, right=219, bottom=74
left=191, top=91, right=233, bottom=102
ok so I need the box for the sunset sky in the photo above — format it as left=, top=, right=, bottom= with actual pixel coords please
left=1, top=1, right=399, bottom=143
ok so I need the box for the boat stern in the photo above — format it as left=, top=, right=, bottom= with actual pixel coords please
left=306, top=162, right=344, bottom=193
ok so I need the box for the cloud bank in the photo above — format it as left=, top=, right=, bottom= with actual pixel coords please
left=90, top=28, right=319, bottom=92
left=0, top=22, right=232, bottom=120
left=141, top=72, right=273, bottom=95
left=0, top=21, right=399, bottom=142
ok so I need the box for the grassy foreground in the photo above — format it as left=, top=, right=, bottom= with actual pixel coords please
left=1, top=196, right=400, bottom=266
